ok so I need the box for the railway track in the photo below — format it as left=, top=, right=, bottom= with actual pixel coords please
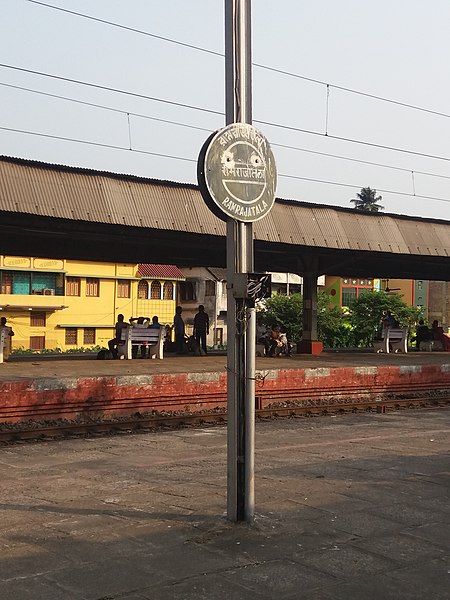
left=0, top=395, right=448, bottom=443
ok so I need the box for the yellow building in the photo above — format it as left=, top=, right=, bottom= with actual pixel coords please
left=0, top=257, right=184, bottom=352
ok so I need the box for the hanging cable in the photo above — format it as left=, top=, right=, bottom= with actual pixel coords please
left=127, top=113, right=132, bottom=150
left=325, top=84, right=330, bottom=136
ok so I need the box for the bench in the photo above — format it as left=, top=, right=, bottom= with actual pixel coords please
left=118, top=327, right=165, bottom=360
left=0, top=328, right=7, bottom=363
left=373, top=326, right=408, bottom=353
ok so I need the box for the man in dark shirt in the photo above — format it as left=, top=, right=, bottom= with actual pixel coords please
left=193, top=305, right=209, bottom=355
left=108, top=314, right=128, bottom=359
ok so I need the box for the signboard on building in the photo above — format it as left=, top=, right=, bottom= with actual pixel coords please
left=198, top=123, right=277, bottom=222
left=33, top=258, right=64, bottom=270
left=3, top=256, right=31, bottom=268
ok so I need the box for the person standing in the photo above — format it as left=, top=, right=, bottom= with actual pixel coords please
left=173, top=306, right=185, bottom=354
left=0, top=316, right=14, bottom=362
left=193, top=304, right=209, bottom=355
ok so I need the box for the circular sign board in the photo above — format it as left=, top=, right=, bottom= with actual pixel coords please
left=197, top=123, right=277, bottom=222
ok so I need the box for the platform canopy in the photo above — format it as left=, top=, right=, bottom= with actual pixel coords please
left=0, top=155, right=449, bottom=280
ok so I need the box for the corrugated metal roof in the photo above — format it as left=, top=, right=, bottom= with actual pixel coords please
left=138, top=264, right=185, bottom=280
left=0, top=155, right=449, bottom=259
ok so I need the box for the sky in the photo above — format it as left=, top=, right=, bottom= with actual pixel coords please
left=1, top=0, right=450, bottom=221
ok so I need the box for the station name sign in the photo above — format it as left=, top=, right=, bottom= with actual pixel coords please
left=197, top=123, right=277, bottom=223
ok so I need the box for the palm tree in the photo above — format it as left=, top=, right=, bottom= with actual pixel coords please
left=350, top=187, right=384, bottom=212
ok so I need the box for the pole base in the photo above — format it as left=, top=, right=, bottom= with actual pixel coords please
left=297, top=340, right=323, bottom=355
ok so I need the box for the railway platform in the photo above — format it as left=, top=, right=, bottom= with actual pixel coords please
left=1, top=408, right=449, bottom=599
left=0, top=351, right=449, bottom=424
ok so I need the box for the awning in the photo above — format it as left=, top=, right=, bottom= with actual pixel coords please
left=138, top=264, right=185, bottom=280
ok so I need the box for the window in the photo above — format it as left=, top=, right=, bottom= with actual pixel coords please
left=205, top=280, right=215, bottom=296
left=86, top=278, right=99, bottom=297
left=12, top=271, right=30, bottom=295
left=30, top=312, right=46, bottom=327
left=66, top=277, right=80, bottom=296
left=1, top=272, right=12, bottom=294
left=83, top=328, right=96, bottom=345
left=150, top=281, right=161, bottom=300
left=31, top=273, right=57, bottom=295
left=138, top=280, right=148, bottom=299
left=179, top=281, right=196, bottom=302
left=117, top=279, right=130, bottom=298
left=342, top=287, right=357, bottom=306
left=65, top=328, right=77, bottom=345
left=30, top=336, right=45, bottom=350
left=163, top=281, right=173, bottom=300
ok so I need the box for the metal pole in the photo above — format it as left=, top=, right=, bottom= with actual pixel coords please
left=225, top=0, right=255, bottom=521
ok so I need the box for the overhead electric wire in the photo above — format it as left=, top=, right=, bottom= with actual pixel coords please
left=0, top=63, right=223, bottom=117
left=25, top=0, right=450, bottom=121
left=272, top=141, right=450, bottom=181
left=0, top=82, right=213, bottom=133
left=278, top=172, right=450, bottom=205
left=25, top=0, right=223, bottom=58
left=253, top=63, right=450, bottom=120
left=0, top=125, right=197, bottom=164
left=4, top=80, right=450, bottom=183
left=2, top=123, right=450, bottom=205
left=3, top=63, right=450, bottom=166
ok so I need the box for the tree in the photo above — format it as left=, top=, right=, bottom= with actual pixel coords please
left=259, top=293, right=303, bottom=342
left=317, top=292, right=354, bottom=348
left=350, top=187, right=384, bottom=212
left=258, top=292, right=350, bottom=347
left=348, top=290, right=423, bottom=346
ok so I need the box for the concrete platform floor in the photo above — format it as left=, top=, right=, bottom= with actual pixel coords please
left=1, top=349, right=449, bottom=381
left=0, top=409, right=449, bottom=599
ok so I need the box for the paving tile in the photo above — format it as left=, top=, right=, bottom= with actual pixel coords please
left=323, top=572, right=450, bottom=600
left=350, top=531, right=445, bottom=564
left=295, top=545, right=394, bottom=579
left=44, top=557, right=171, bottom=600
left=404, top=521, right=450, bottom=550
left=0, top=576, right=80, bottom=600
left=323, top=510, right=403, bottom=537
left=367, top=501, right=449, bottom=527
left=145, top=573, right=270, bottom=600
left=221, top=559, right=337, bottom=597
left=0, top=542, right=71, bottom=582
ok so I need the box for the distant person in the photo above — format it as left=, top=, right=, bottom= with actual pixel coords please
left=129, top=316, right=150, bottom=328
left=268, top=325, right=289, bottom=357
left=381, top=311, right=397, bottom=329
left=129, top=316, right=150, bottom=358
left=256, top=322, right=270, bottom=356
left=415, top=319, right=432, bottom=350
left=173, top=306, right=186, bottom=354
left=149, top=315, right=161, bottom=329
left=0, top=316, right=14, bottom=362
left=193, top=304, right=209, bottom=355
left=431, top=320, right=450, bottom=351
left=108, top=314, right=128, bottom=359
